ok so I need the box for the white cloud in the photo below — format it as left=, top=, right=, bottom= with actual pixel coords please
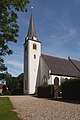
left=6, top=60, right=23, bottom=69
left=42, top=10, right=80, bottom=60
left=5, top=59, right=23, bottom=76
left=8, top=68, right=23, bottom=77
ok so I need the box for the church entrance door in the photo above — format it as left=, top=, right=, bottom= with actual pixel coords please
left=54, top=77, right=59, bottom=99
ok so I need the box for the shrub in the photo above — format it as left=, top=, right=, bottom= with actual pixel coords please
left=11, top=88, right=23, bottom=95
left=37, top=85, right=54, bottom=98
left=61, top=78, right=80, bottom=100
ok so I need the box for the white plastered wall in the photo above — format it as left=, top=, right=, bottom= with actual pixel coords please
left=24, top=39, right=41, bottom=94
left=28, top=40, right=41, bottom=94
left=48, top=75, right=70, bottom=85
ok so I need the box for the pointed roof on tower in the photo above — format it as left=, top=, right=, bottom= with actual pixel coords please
left=27, top=14, right=37, bottom=40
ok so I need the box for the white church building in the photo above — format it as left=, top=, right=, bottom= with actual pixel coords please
left=24, top=15, right=80, bottom=95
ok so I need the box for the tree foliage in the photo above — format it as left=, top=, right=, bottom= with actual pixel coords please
left=0, top=0, right=29, bottom=71
left=6, top=73, right=24, bottom=95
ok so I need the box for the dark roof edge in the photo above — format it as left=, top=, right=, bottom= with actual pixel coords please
left=68, top=57, right=80, bottom=73
left=24, top=38, right=41, bottom=45
left=50, top=73, right=80, bottom=77
left=27, top=38, right=41, bottom=43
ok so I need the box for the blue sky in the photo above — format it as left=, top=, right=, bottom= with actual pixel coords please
left=5, top=0, right=80, bottom=76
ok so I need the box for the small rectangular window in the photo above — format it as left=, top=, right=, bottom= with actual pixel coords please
left=34, top=55, right=36, bottom=59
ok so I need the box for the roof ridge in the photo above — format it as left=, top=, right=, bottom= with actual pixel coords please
left=41, top=53, right=68, bottom=61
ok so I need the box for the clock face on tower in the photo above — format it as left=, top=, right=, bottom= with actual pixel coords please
left=33, top=43, right=37, bottom=50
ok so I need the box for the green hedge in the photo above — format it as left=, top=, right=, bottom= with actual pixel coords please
left=61, top=79, right=80, bottom=100
left=11, top=89, right=23, bottom=95
left=37, top=85, right=54, bottom=98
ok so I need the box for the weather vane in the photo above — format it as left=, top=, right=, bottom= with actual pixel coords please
left=31, top=6, right=34, bottom=14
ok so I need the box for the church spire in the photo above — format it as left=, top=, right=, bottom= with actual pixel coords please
left=27, top=14, right=37, bottom=40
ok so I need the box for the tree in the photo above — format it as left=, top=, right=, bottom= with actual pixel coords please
left=0, top=0, right=29, bottom=71
left=5, top=73, right=24, bottom=95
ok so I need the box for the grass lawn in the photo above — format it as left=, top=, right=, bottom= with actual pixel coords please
left=0, top=97, right=21, bottom=120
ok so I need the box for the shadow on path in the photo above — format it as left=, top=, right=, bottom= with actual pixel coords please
left=32, top=95, right=80, bottom=104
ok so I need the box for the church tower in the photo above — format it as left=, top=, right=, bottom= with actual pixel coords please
left=24, top=15, right=41, bottom=94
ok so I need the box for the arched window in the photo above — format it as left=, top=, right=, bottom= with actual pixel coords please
left=33, top=43, right=37, bottom=50
left=54, top=77, right=59, bottom=86
left=42, top=75, right=47, bottom=85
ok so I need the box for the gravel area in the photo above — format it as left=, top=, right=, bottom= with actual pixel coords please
left=9, top=96, right=80, bottom=120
